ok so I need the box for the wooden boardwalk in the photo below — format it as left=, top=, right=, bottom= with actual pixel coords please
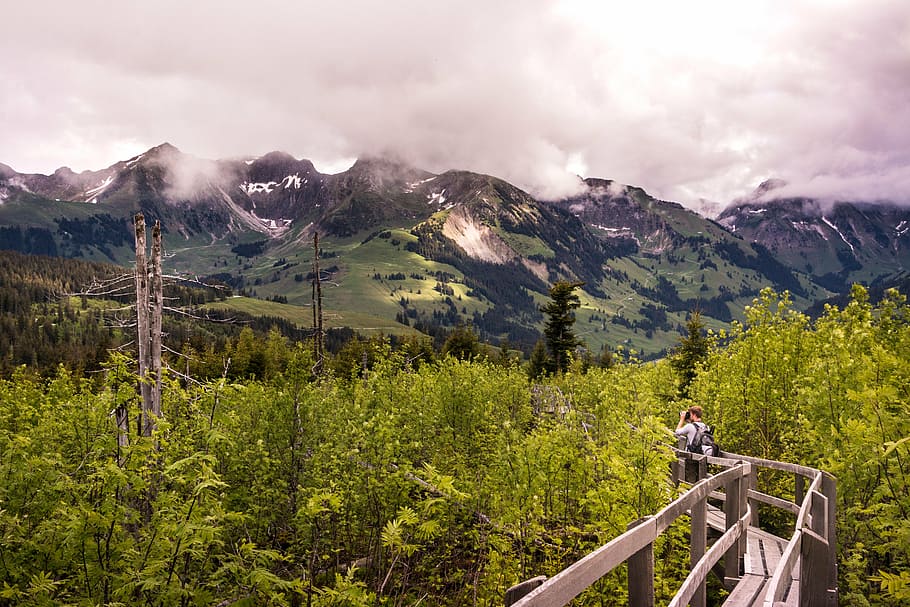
left=505, top=447, right=837, bottom=607
left=706, top=506, right=798, bottom=606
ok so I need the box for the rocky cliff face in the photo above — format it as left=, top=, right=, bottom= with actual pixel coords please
left=718, top=185, right=910, bottom=290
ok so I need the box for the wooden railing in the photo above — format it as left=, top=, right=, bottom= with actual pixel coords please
left=505, top=445, right=837, bottom=607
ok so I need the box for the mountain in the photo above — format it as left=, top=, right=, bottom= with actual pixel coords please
left=0, top=145, right=852, bottom=356
left=718, top=181, right=910, bottom=291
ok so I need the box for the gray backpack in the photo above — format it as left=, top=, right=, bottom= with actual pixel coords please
left=688, top=422, right=718, bottom=456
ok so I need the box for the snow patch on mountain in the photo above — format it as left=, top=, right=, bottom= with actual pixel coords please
left=591, top=224, right=640, bottom=246
left=897, top=220, right=909, bottom=237
left=821, top=216, right=854, bottom=252
left=281, top=174, right=304, bottom=189
left=404, top=176, right=436, bottom=193
left=240, top=181, right=279, bottom=195
left=427, top=189, right=447, bottom=206
left=84, top=175, right=114, bottom=202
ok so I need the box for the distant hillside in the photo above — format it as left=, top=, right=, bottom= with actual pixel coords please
left=9, top=145, right=899, bottom=356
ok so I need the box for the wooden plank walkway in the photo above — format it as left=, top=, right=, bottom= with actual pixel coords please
left=706, top=506, right=799, bottom=606
left=505, top=450, right=836, bottom=607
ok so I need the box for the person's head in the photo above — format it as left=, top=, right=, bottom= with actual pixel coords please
left=687, top=405, right=703, bottom=422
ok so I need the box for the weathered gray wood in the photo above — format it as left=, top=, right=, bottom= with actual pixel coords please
left=799, top=529, right=829, bottom=607
left=690, top=498, right=708, bottom=607
left=745, top=536, right=761, bottom=575
left=657, top=465, right=748, bottom=533
left=134, top=215, right=152, bottom=437
left=807, top=491, right=828, bottom=537
left=765, top=530, right=802, bottom=605
left=723, top=573, right=765, bottom=606
left=505, top=576, right=546, bottom=606
left=725, top=473, right=744, bottom=585
left=669, top=508, right=749, bottom=607
left=505, top=449, right=835, bottom=607
left=795, top=474, right=805, bottom=507
left=821, top=473, right=838, bottom=605
left=628, top=518, right=654, bottom=607
left=149, top=221, right=162, bottom=421
left=748, top=490, right=800, bottom=516
left=762, top=538, right=784, bottom=574
left=510, top=517, right=657, bottom=607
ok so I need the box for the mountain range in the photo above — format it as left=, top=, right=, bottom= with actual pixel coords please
left=1, top=144, right=908, bottom=356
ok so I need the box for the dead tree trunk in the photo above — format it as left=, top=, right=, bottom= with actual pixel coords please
left=134, top=214, right=163, bottom=437
left=312, top=232, right=324, bottom=374
left=150, top=221, right=163, bottom=421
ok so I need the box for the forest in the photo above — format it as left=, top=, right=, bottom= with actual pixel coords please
left=0, top=255, right=909, bottom=604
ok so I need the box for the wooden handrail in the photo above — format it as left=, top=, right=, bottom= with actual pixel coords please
left=505, top=447, right=838, bottom=607
left=508, top=462, right=752, bottom=607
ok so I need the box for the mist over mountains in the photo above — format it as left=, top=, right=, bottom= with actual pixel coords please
left=1, top=143, right=908, bottom=356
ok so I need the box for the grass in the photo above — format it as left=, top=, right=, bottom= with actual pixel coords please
left=205, top=296, right=422, bottom=337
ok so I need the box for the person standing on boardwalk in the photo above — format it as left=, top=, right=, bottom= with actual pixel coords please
left=674, top=405, right=717, bottom=456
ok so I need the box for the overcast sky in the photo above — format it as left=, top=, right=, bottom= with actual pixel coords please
left=2, top=0, right=909, bottom=210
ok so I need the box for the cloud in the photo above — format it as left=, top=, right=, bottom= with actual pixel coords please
left=1, top=0, right=909, bottom=209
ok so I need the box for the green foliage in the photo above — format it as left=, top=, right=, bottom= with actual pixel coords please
left=691, top=285, right=910, bottom=601
left=440, top=323, right=481, bottom=360
left=3, top=284, right=910, bottom=604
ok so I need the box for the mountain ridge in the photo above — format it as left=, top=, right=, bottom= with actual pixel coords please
left=1, top=143, right=902, bottom=355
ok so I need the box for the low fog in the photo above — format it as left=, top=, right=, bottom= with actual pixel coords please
left=2, top=0, right=909, bottom=210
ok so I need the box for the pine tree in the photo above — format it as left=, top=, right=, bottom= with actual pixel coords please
left=671, top=310, right=709, bottom=397
left=542, top=280, right=584, bottom=374
left=527, top=339, right=549, bottom=379
left=441, top=323, right=481, bottom=360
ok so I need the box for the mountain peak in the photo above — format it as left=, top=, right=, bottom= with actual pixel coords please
left=150, top=142, right=180, bottom=154
left=755, top=178, right=788, bottom=199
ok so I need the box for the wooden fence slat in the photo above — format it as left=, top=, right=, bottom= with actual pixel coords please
left=748, top=490, right=801, bottom=516
left=628, top=518, right=655, bottom=607
left=509, top=517, right=658, bottom=607
left=799, top=529, right=829, bottom=607
left=669, top=508, right=750, bottom=607
left=822, top=473, right=838, bottom=603
left=725, top=473, right=743, bottom=586
left=690, top=498, right=708, bottom=607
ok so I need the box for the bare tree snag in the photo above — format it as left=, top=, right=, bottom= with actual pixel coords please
left=134, top=213, right=163, bottom=437
left=312, top=232, right=325, bottom=374
left=150, top=221, right=163, bottom=421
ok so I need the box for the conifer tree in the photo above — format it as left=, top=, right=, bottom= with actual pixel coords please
left=542, top=280, right=584, bottom=374
left=527, top=339, right=548, bottom=379
left=671, top=310, right=709, bottom=397
left=441, top=323, right=481, bottom=360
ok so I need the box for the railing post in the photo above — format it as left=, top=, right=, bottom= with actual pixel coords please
left=627, top=517, right=655, bottom=607
left=690, top=495, right=707, bottom=607
left=723, top=467, right=743, bottom=587
left=800, top=527, right=829, bottom=607
left=822, top=473, right=838, bottom=606
left=795, top=473, right=805, bottom=506
left=748, top=467, right=760, bottom=528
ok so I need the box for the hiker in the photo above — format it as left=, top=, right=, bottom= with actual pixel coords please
left=674, top=405, right=717, bottom=456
